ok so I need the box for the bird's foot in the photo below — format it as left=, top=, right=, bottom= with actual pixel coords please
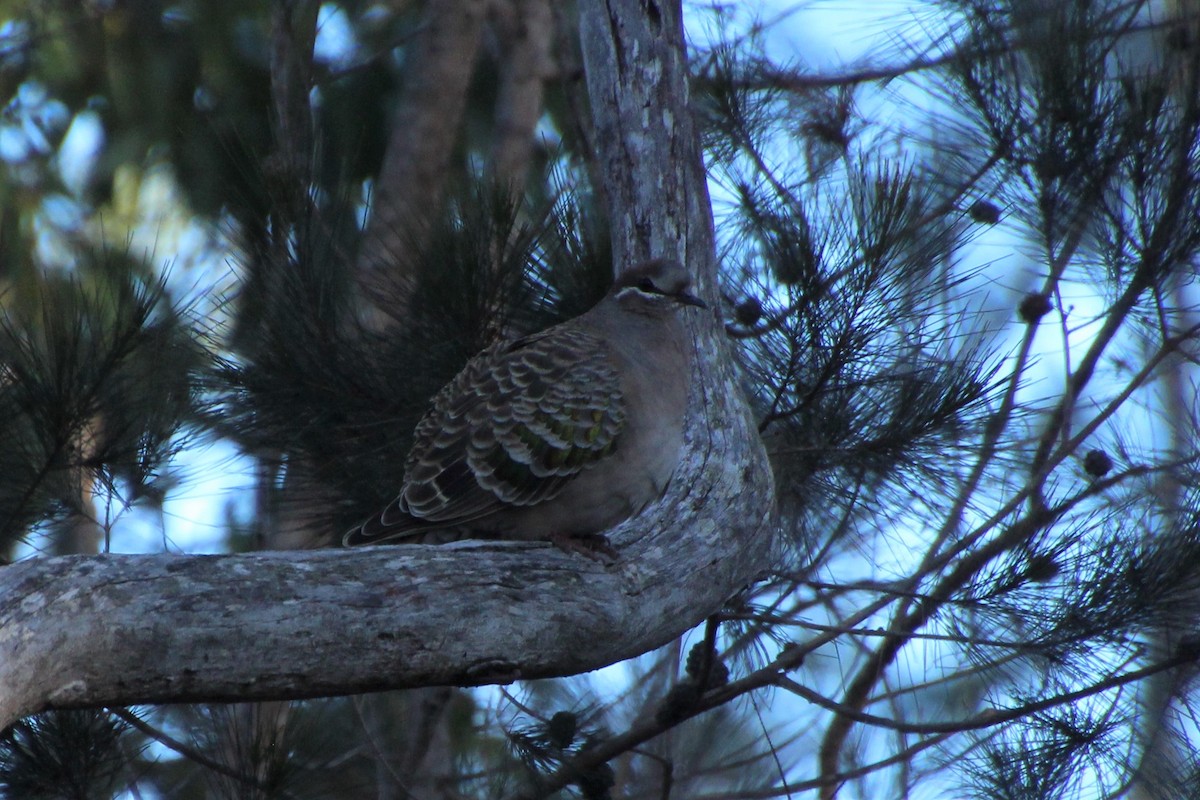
left=549, top=532, right=619, bottom=564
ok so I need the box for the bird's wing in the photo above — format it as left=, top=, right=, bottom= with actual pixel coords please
left=363, top=326, right=625, bottom=539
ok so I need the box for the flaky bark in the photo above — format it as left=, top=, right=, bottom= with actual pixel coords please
left=580, top=0, right=716, bottom=288
left=1, top=480, right=771, bottom=728
left=0, top=0, right=774, bottom=731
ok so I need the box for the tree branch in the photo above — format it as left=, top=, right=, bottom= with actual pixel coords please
left=490, top=0, right=555, bottom=190
left=109, top=707, right=285, bottom=796
left=0, top=0, right=774, bottom=734
left=580, top=0, right=716, bottom=282
left=0, top=479, right=769, bottom=732
left=356, top=0, right=486, bottom=312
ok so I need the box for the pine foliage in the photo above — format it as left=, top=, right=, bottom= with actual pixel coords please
left=3, top=0, right=1200, bottom=798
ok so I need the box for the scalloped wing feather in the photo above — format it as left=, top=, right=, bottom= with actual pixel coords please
left=387, top=326, right=625, bottom=529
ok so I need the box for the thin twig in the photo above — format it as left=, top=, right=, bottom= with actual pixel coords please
left=108, top=707, right=290, bottom=797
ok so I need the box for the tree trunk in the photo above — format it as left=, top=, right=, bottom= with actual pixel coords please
left=356, top=0, right=487, bottom=318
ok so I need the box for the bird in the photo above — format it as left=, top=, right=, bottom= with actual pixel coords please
left=343, top=257, right=707, bottom=559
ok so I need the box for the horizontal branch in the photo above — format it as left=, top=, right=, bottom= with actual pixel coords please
left=1, top=0, right=775, bottom=737
left=0, top=435, right=771, bottom=730
left=2, top=281, right=774, bottom=729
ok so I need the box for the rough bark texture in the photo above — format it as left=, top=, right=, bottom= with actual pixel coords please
left=580, top=0, right=716, bottom=291
left=0, top=0, right=774, bottom=731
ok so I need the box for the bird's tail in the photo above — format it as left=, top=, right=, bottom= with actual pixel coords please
left=342, top=514, right=485, bottom=547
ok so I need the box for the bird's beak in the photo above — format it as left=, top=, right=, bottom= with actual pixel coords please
left=677, top=292, right=708, bottom=310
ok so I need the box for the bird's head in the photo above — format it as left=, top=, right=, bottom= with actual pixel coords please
left=612, top=258, right=708, bottom=316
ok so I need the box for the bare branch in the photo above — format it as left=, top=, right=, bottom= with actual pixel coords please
left=0, top=0, right=775, bottom=740
left=0, top=473, right=770, bottom=732
left=778, top=649, right=1198, bottom=737
left=110, top=707, right=289, bottom=797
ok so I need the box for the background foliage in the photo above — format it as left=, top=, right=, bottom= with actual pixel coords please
left=2, top=1, right=1200, bottom=798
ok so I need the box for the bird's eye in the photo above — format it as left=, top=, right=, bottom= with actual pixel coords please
left=637, top=277, right=657, bottom=293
